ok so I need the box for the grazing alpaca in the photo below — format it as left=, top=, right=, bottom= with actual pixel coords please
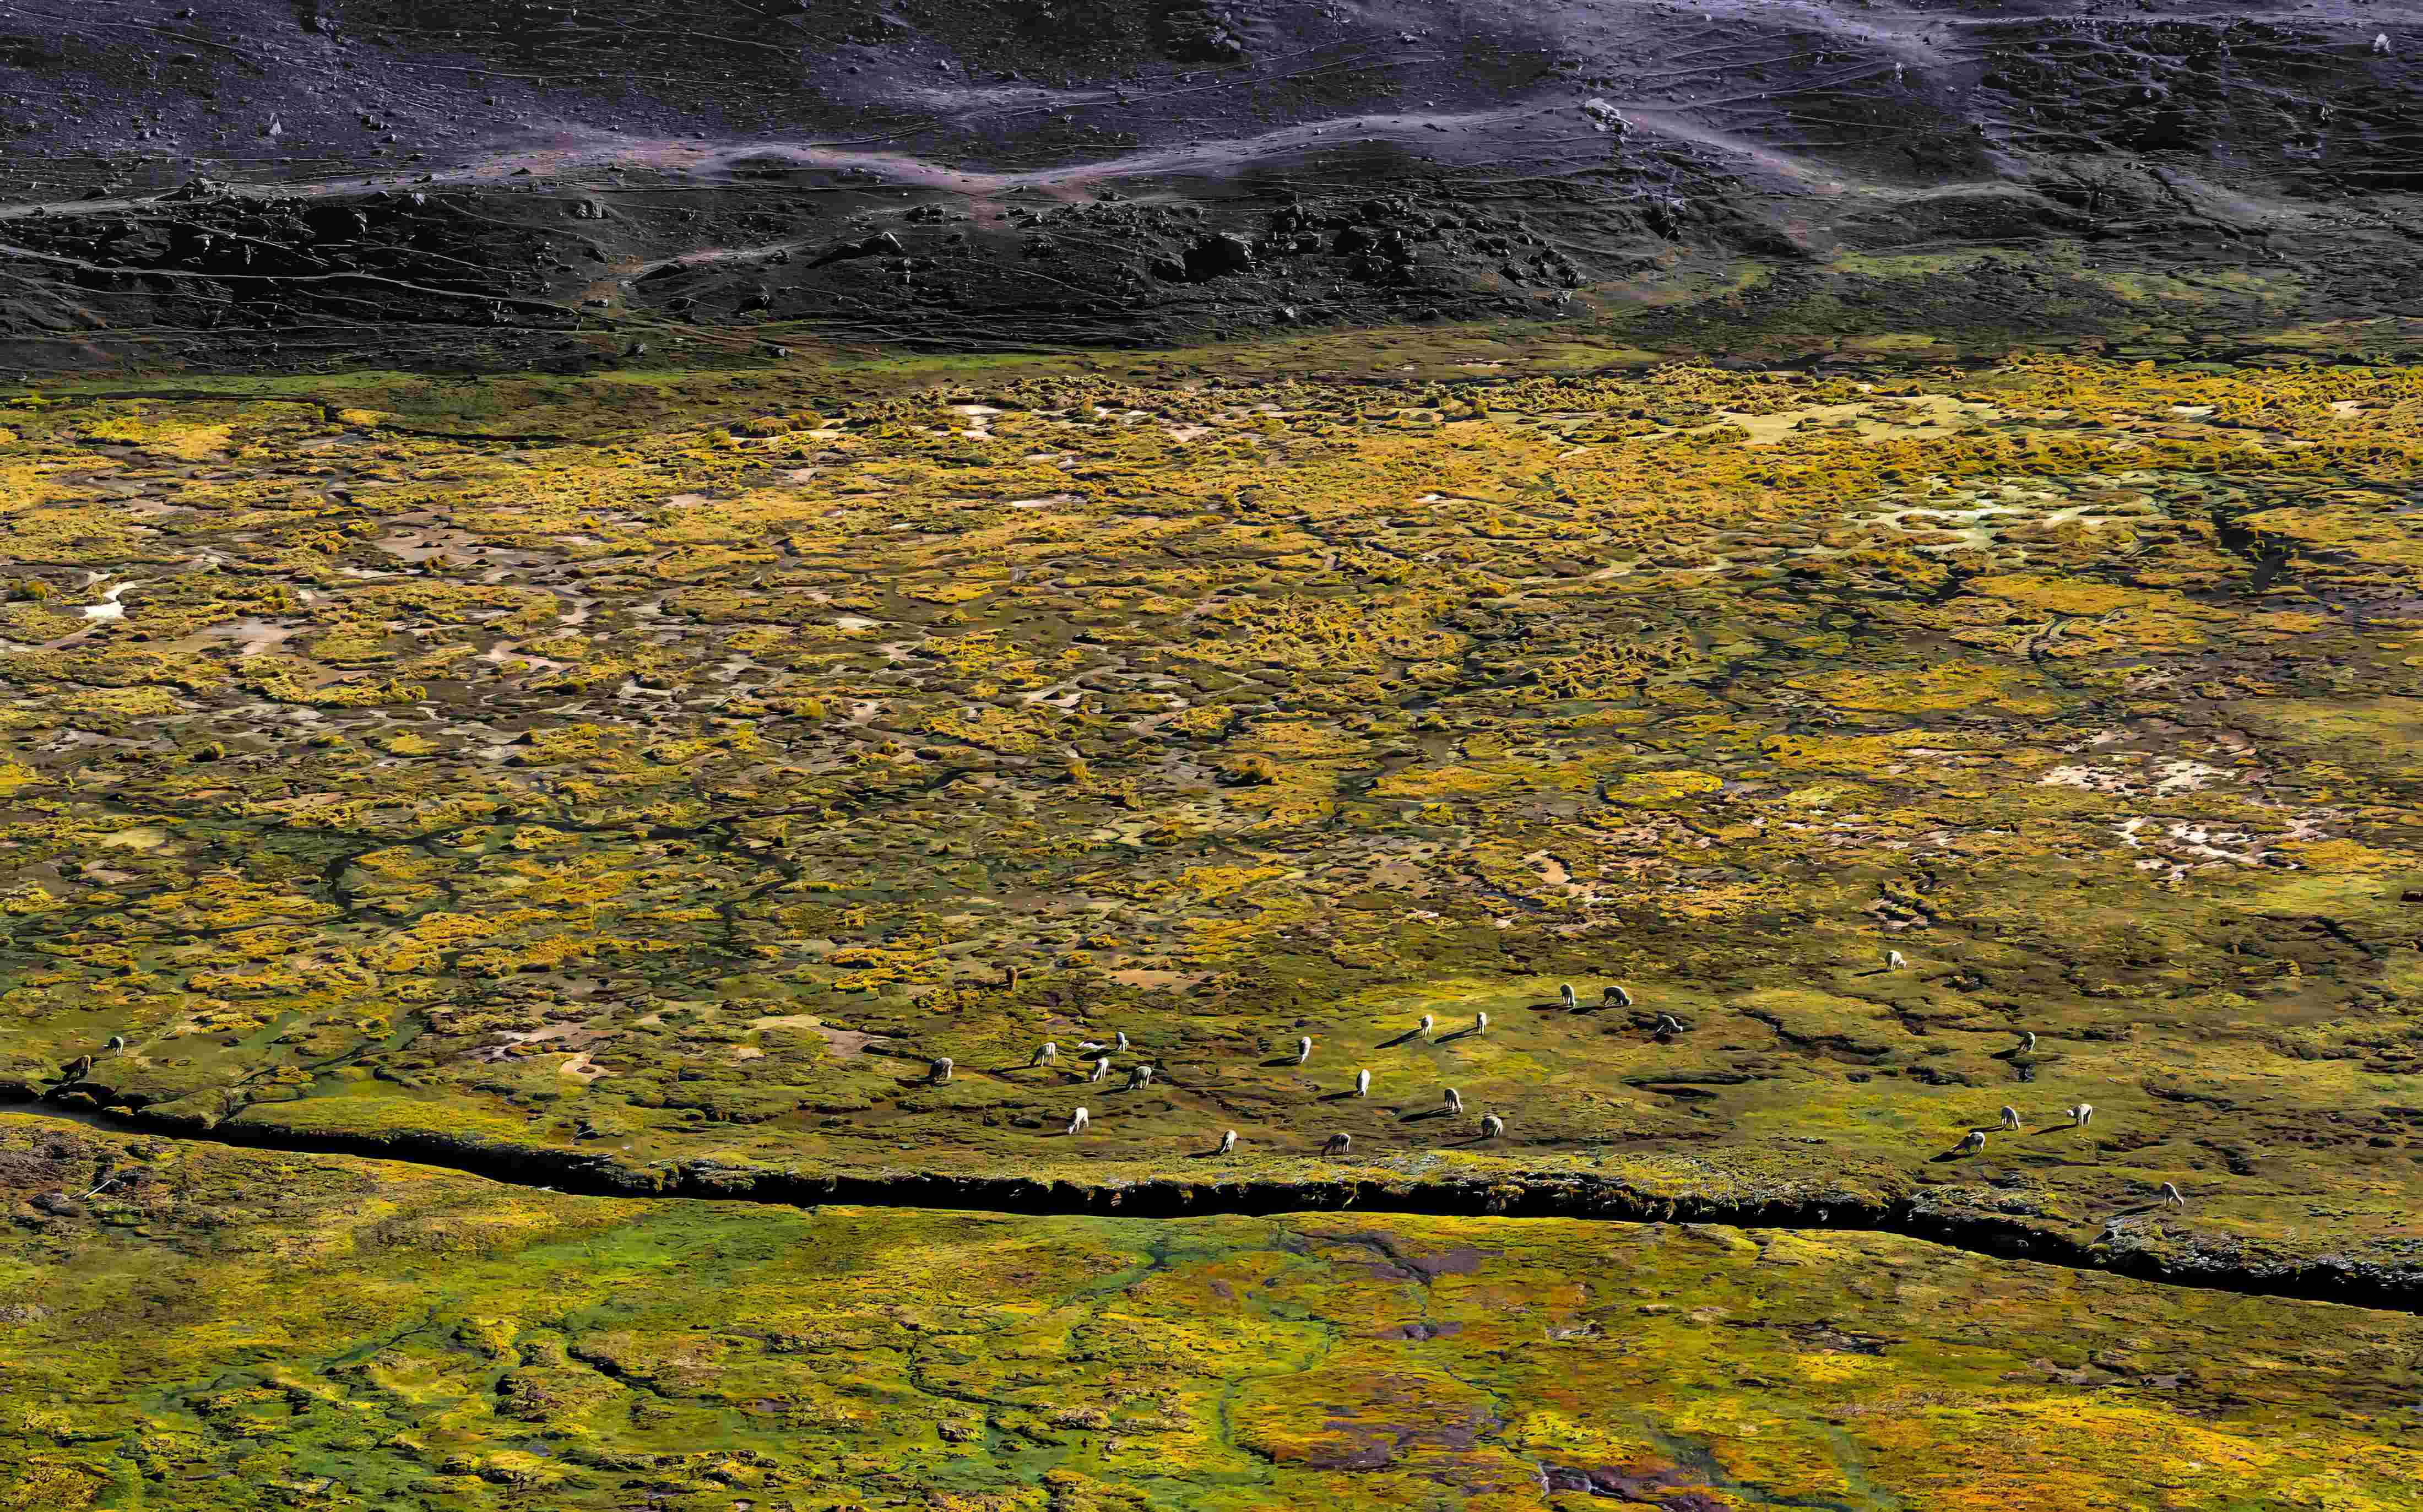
left=1956, top=1130, right=1986, bottom=1154
left=1443, top=1088, right=1463, bottom=1114
left=1324, top=1131, right=1351, bottom=1156
left=1067, top=1107, right=1090, bottom=1135
left=929, top=1056, right=953, bottom=1084
left=1999, top=1106, right=2021, bottom=1131
left=1353, top=1068, right=1371, bottom=1097
left=1296, top=1036, right=1313, bottom=1065
left=1886, top=949, right=1907, bottom=970
left=1560, top=983, right=1578, bottom=1010
left=2067, top=1102, right=2094, bottom=1127
left=1473, top=1011, right=1488, bottom=1033
left=1602, top=984, right=1631, bottom=1009
left=1481, top=1113, right=1505, bottom=1138
left=1032, top=1042, right=1058, bottom=1066
left=1126, top=1064, right=1154, bottom=1091
left=1218, top=1129, right=1237, bottom=1154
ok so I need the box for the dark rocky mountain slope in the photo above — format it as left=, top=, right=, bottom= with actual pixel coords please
left=1, top=1, right=2416, bottom=369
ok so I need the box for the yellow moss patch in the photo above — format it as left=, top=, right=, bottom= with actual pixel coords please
left=1785, top=660, right=2057, bottom=715
left=1605, top=769, right=1723, bottom=806
left=1372, top=765, right=1515, bottom=798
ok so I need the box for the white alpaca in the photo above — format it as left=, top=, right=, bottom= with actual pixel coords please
left=2019, top=1031, right=2036, bottom=1053
left=1480, top=1113, right=1504, bottom=1137
left=1999, top=1106, right=2021, bottom=1131
left=1067, top=1107, right=1090, bottom=1134
left=1354, top=1068, right=1371, bottom=1097
left=1886, top=949, right=1906, bottom=969
left=2068, top=1102, right=2094, bottom=1127
left=1956, top=1130, right=1986, bottom=1153
left=1603, top=984, right=1631, bottom=1009
left=1324, top=1131, right=1351, bottom=1155
left=1218, top=1129, right=1237, bottom=1154
left=1443, top=1088, right=1463, bottom=1114
left=2159, top=1182, right=2185, bottom=1207
left=929, top=1056, right=953, bottom=1083
left=1560, top=983, right=1578, bottom=1010
left=1091, top=1057, right=1112, bottom=1083
left=1126, top=1064, right=1153, bottom=1091
left=1417, top=1014, right=1434, bottom=1038
left=1473, top=1011, right=1488, bottom=1033
left=1031, top=1042, right=1058, bottom=1066
left=1295, top=1035, right=1313, bottom=1064
left=1115, top=1030, right=1130, bottom=1053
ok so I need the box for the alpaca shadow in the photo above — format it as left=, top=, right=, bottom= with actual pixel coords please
left=1528, top=999, right=1572, bottom=1012
left=1435, top=1027, right=1481, bottom=1044
left=1398, top=1107, right=1453, bottom=1123
left=2026, top=1124, right=2089, bottom=1140
left=1189, top=1145, right=1234, bottom=1159
left=1378, top=1030, right=1425, bottom=1049
left=1261, top=1054, right=1307, bottom=1067
left=1928, top=1147, right=1985, bottom=1164
left=1319, top=1090, right=1361, bottom=1103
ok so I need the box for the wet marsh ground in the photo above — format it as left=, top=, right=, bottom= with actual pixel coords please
left=6, top=1114, right=2422, bottom=1510
left=3, top=339, right=2423, bottom=1505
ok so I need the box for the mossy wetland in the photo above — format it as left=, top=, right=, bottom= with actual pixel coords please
left=6, top=338, right=2423, bottom=1508
left=8, top=1114, right=2423, bottom=1510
